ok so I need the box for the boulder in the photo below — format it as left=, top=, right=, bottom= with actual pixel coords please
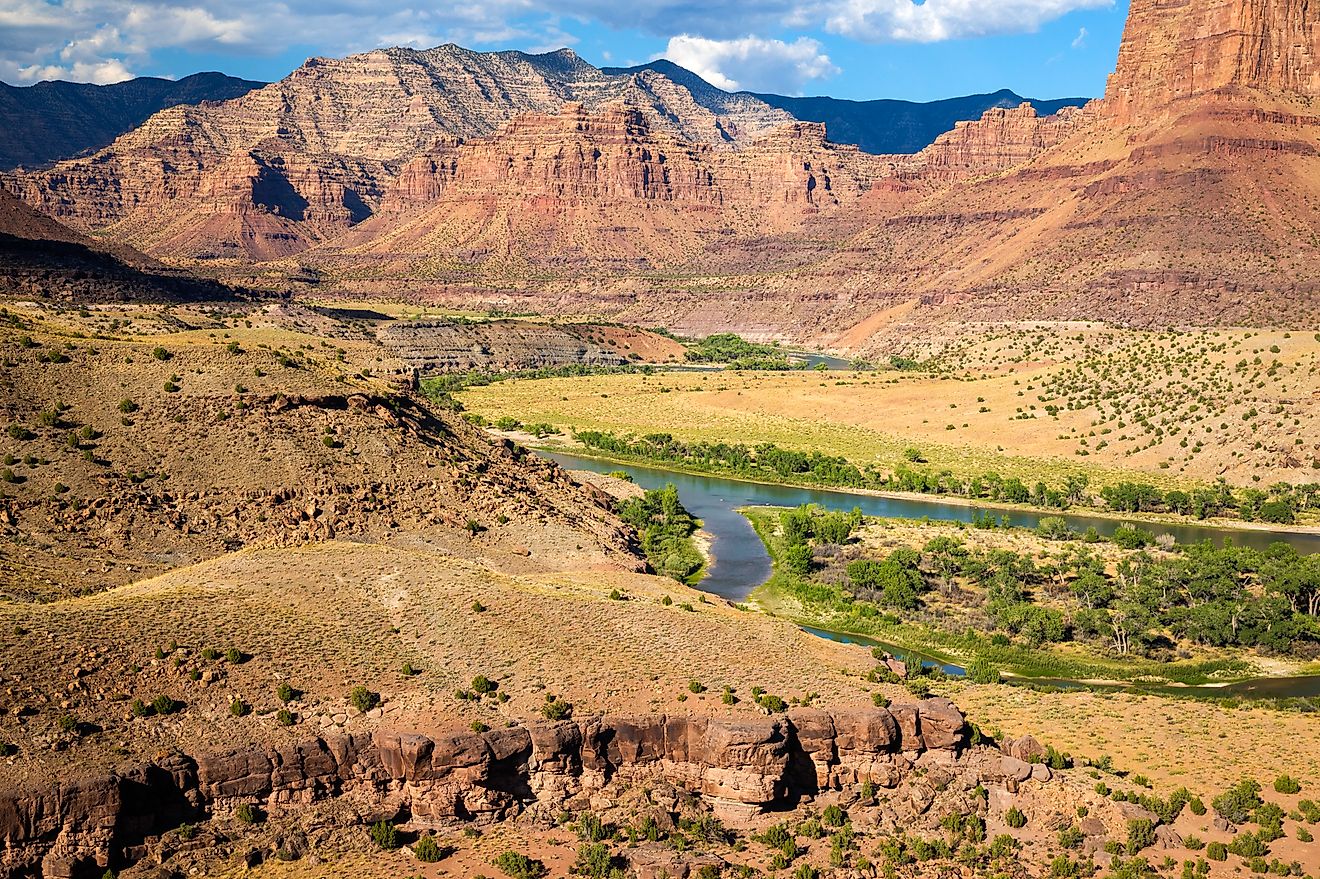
left=1155, top=825, right=1184, bottom=849
left=916, top=698, right=967, bottom=751
left=1005, top=735, right=1048, bottom=763
left=1000, top=756, right=1033, bottom=783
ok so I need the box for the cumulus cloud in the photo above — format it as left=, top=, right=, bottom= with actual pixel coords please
left=820, top=0, right=1113, bottom=43
left=0, top=0, right=1114, bottom=85
left=0, top=0, right=542, bottom=83
left=660, top=34, right=838, bottom=93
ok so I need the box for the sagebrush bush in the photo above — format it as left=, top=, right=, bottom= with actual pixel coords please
left=493, top=850, right=547, bottom=879
left=540, top=695, right=572, bottom=721
left=348, top=686, right=379, bottom=712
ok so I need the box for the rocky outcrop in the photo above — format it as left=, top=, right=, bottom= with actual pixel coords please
left=0, top=701, right=968, bottom=878
left=375, top=319, right=631, bottom=372
left=879, top=103, right=1093, bottom=183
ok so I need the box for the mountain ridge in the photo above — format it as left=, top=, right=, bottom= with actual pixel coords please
left=604, top=60, right=1090, bottom=154
left=0, top=71, right=263, bottom=171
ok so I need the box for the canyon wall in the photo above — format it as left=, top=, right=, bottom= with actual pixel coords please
left=1102, top=0, right=1320, bottom=123
left=878, top=103, right=1095, bottom=183
left=0, top=701, right=976, bottom=879
left=2, top=47, right=797, bottom=262
left=326, top=103, right=883, bottom=272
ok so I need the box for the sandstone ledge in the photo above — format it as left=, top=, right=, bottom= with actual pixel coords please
left=0, top=700, right=969, bottom=878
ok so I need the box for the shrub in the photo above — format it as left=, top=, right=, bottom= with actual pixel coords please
left=224, top=648, right=244, bottom=664
left=369, top=820, right=401, bottom=850
left=1214, top=779, right=1264, bottom=824
left=754, top=823, right=794, bottom=848
left=903, top=677, right=933, bottom=697
left=541, top=695, right=573, bottom=721
left=118, top=399, right=138, bottom=414
left=822, top=804, right=847, bottom=827
left=276, top=709, right=295, bottom=727
left=56, top=714, right=78, bottom=733
left=1300, top=799, right=1320, bottom=822
left=471, top=600, right=487, bottom=613
left=575, top=813, right=610, bottom=843
left=151, top=347, right=172, bottom=361
left=493, top=850, right=548, bottom=879
left=966, top=656, right=1001, bottom=684
left=276, top=683, right=296, bottom=703
left=1206, top=842, right=1227, bottom=861
left=1127, top=819, right=1156, bottom=854
left=471, top=675, right=497, bottom=694
left=229, top=699, right=250, bottom=718
left=130, top=699, right=150, bottom=718
left=1228, top=832, right=1269, bottom=859
left=348, top=686, right=380, bottom=713
left=234, top=803, right=261, bottom=824
left=401, top=662, right=418, bottom=676
left=200, top=647, right=220, bottom=661
left=413, top=834, right=445, bottom=862
left=572, top=842, right=619, bottom=878
left=688, top=680, right=706, bottom=694
left=1058, top=825, right=1084, bottom=849
left=152, top=695, right=179, bottom=716
left=1005, top=807, right=1027, bottom=828
left=1274, top=775, right=1302, bottom=795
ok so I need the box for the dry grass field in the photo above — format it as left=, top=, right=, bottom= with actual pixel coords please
left=0, top=538, right=880, bottom=786
left=459, top=324, right=1320, bottom=496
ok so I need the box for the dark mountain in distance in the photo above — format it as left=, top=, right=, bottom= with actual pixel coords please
left=0, top=71, right=265, bottom=170
left=604, top=61, right=1088, bottom=154
left=749, top=88, right=1091, bottom=154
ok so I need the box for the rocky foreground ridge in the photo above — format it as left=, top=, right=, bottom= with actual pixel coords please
left=0, top=699, right=1002, bottom=878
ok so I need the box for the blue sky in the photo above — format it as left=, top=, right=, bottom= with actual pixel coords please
left=2, top=0, right=1129, bottom=102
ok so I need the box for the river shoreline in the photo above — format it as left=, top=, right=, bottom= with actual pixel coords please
left=550, top=446, right=1320, bottom=700
left=523, top=436, right=1320, bottom=539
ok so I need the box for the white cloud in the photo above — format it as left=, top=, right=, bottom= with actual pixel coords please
left=821, top=0, right=1113, bottom=43
left=0, top=0, right=1115, bottom=86
left=660, top=34, right=838, bottom=94
left=1071, top=26, right=1088, bottom=48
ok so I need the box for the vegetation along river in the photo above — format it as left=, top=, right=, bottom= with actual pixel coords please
left=546, top=451, right=1320, bottom=700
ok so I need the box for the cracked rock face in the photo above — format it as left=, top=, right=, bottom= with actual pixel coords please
left=0, top=701, right=968, bottom=878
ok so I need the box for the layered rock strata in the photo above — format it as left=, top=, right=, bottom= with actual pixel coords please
left=2, top=47, right=796, bottom=261
left=1101, top=0, right=1320, bottom=123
